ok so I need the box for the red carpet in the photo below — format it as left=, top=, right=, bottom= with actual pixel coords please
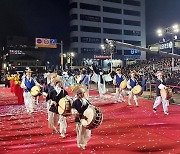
left=0, top=87, right=180, bottom=154
left=0, top=88, right=18, bottom=106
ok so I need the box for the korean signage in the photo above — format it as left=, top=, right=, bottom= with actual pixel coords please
left=130, top=49, right=141, bottom=55
left=9, top=50, right=25, bottom=61
left=124, top=55, right=140, bottom=60
left=94, top=55, right=111, bottom=59
left=9, top=50, right=25, bottom=55
left=35, top=38, right=57, bottom=48
left=159, top=41, right=173, bottom=50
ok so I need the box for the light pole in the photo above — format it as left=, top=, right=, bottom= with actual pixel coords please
left=156, top=24, right=179, bottom=69
left=110, top=52, right=113, bottom=73
left=101, top=39, right=115, bottom=72
left=70, top=52, right=75, bottom=68
left=57, top=41, right=64, bottom=71
left=60, top=41, right=63, bottom=71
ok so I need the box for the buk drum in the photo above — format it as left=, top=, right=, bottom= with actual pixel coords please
left=120, top=80, right=127, bottom=89
left=58, top=97, right=72, bottom=116
left=81, top=106, right=103, bottom=130
left=132, top=85, right=143, bottom=96
left=160, top=88, right=172, bottom=100
left=31, top=86, right=42, bottom=97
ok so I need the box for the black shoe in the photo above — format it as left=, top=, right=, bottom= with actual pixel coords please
left=153, top=108, right=157, bottom=113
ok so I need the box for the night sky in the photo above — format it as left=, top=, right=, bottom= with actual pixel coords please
left=146, top=0, right=180, bottom=45
left=0, top=0, right=70, bottom=48
left=0, top=0, right=180, bottom=50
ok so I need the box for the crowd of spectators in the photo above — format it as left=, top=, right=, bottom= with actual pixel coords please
left=119, top=58, right=180, bottom=93
left=2, top=57, right=180, bottom=94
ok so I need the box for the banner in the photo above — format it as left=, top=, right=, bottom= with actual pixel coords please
left=94, top=55, right=111, bottom=59
left=35, top=38, right=57, bottom=48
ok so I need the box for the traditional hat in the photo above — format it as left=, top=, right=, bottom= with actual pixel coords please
left=55, top=75, right=62, bottom=84
left=81, top=68, right=87, bottom=74
left=51, top=72, right=57, bottom=78
left=25, top=68, right=33, bottom=73
left=71, top=85, right=87, bottom=94
left=116, top=68, right=121, bottom=72
left=129, top=70, right=137, bottom=76
left=76, top=87, right=86, bottom=94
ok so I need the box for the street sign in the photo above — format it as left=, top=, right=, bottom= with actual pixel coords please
left=35, top=38, right=57, bottom=48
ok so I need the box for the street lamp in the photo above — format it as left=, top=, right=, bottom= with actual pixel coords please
left=156, top=24, right=179, bottom=68
left=101, top=44, right=105, bottom=50
left=57, top=41, right=64, bottom=71
left=100, top=39, right=115, bottom=72
left=70, top=52, right=75, bottom=68
left=63, top=53, right=66, bottom=58
left=157, top=29, right=163, bottom=37
left=172, top=24, right=179, bottom=33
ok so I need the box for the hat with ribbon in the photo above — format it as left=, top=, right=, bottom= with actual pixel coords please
left=25, top=68, right=33, bottom=73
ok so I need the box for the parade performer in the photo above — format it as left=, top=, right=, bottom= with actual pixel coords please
left=98, top=71, right=107, bottom=98
left=79, top=69, right=90, bottom=98
left=10, top=74, right=15, bottom=93
left=127, top=71, right=139, bottom=106
left=72, top=88, right=91, bottom=150
left=43, top=73, right=56, bottom=121
left=48, top=76, right=69, bottom=138
left=113, top=68, right=126, bottom=102
left=5, top=74, right=10, bottom=88
left=68, top=73, right=77, bottom=86
left=153, top=71, right=169, bottom=115
left=14, top=72, right=20, bottom=97
left=90, top=66, right=107, bottom=98
left=20, top=68, right=40, bottom=113
left=62, top=71, right=69, bottom=87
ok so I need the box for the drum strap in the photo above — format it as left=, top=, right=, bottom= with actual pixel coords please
left=79, top=75, right=86, bottom=84
left=100, top=75, right=104, bottom=84
left=86, top=99, right=92, bottom=105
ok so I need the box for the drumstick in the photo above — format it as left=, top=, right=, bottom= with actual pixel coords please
left=81, top=115, right=88, bottom=120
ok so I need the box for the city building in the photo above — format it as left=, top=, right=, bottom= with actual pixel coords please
left=3, top=36, right=60, bottom=73
left=69, top=0, right=146, bottom=67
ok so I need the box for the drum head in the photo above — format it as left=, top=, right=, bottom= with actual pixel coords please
left=58, top=98, right=66, bottom=114
left=160, top=89, right=168, bottom=100
left=120, top=80, right=127, bottom=89
left=132, top=85, right=142, bottom=95
left=81, top=106, right=95, bottom=127
left=31, top=86, right=41, bottom=96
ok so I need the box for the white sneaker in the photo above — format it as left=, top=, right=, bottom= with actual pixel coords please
left=60, top=133, right=66, bottom=138
left=164, top=112, right=169, bottom=115
left=79, top=144, right=86, bottom=150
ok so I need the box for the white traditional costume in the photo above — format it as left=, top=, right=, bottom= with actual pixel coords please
left=153, top=71, right=169, bottom=115
left=127, top=71, right=139, bottom=106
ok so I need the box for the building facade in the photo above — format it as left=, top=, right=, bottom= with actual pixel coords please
left=69, top=0, right=146, bottom=66
left=3, top=36, right=60, bottom=73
